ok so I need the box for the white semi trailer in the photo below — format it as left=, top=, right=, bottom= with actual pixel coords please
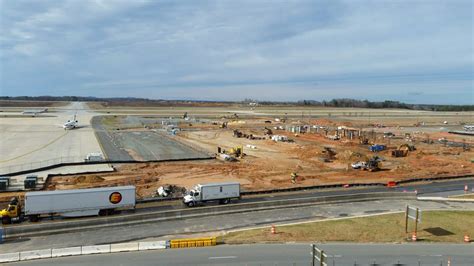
left=183, top=182, right=240, bottom=207
left=20, top=186, right=136, bottom=222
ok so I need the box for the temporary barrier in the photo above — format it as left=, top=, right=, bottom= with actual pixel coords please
left=138, top=241, right=167, bottom=251
left=111, top=242, right=139, bottom=252
left=271, top=225, right=276, bottom=234
left=411, top=232, right=417, bottom=241
left=0, top=252, right=20, bottom=263
left=464, top=235, right=470, bottom=243
left=19, top=249, right=52, bottom=261
left=51, top=247, right=82, bottom=257
left=81, top=244, right=111, bottom=255
left=170, top=237, right=216, bottom=248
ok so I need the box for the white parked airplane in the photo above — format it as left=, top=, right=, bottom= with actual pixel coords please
left=63, top=114, right=78, bottom=130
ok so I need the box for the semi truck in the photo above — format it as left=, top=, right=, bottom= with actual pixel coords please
left=183, top=182, right=240, bottom=207
left=0, top=186, right=136, bottom=224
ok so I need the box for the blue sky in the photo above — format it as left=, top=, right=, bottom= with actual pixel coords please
left=0, top=0, right=472, bottom=104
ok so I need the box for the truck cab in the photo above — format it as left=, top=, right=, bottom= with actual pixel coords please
left=183, top=182, right=240, bottom=207
left=183, top=189, right=200, bottom=207
left=0, top=197, right=22, bottom=224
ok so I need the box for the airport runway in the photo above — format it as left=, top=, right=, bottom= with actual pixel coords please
left=0, top=102, right=112, bottom=185
left=7, top=243, right=474, bottom=265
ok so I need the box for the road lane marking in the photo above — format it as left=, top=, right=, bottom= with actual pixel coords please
left=208, top=256, right=237, bottom=260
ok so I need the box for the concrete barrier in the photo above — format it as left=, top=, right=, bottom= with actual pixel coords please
left=138, top=241, right=167, bottom=250
left=110, top=242, right=139, bottom=253
left=81, top=244, right=111, bottom=255
left=0, top=252, right=20, bottom=263
left=19, top=249, right=52, bottom=261
left=51, top=246, right=82, bottom=257
left=417, top=196, right=474, bottom=202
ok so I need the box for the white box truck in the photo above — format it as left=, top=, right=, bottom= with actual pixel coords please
left=183, top=182, right=240, bottom=207
left=1, top=186, right=136, bottom=223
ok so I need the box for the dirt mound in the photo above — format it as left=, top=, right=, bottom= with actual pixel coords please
left=335, top=150, right=366, bottom=163
left=73, top=176, right=105, bottom=184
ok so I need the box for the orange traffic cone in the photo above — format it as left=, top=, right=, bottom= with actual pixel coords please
left=464, top=234, right=470, bottom=243
left=271, top=225, right=276, bottom=234
left=411, top=232, right=417, bottom=241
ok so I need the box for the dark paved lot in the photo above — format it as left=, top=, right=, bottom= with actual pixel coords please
left=91, top=116, right=210, bottom=161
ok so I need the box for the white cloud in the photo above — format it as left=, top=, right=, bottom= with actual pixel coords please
left=0, top=0, right=472, bottom=104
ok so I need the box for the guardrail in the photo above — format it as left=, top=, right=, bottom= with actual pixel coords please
left=0, top=240, right=167, bottom=263
left=3, top=191, right=416, bottom=239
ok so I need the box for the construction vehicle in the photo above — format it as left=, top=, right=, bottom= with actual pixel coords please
left=228, top=146, right=244, bottom=158
left=183, top=182, right=240, bottom=207
left=264, top=127, right=273, bottom=135
left=0, top=186, right=136, bottom=224
left=321, top=147, right=336, bottom=162
left=352, top=156, right=382, bottom=172
left=391, top=144, right=416, bottom=157
left=217, top=145, right=244, bottom=160
left=290, top=172, right=298, bottom=184
left=369, top=144, right=386, bottom=152
left=233, top=130, right=243, bottom=138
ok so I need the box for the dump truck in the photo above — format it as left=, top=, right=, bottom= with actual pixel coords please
left=391, top=144, right=416, bottom=157
left=369, top=144, right=386, bottom=152
left=183, top=182, right=240, bottom=207
left=0, top=186, right=136, bottom=224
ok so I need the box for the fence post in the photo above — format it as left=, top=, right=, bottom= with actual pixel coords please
left=311, top=244, right=315, bottom=266
left=319, top=250, right=324, bottom=266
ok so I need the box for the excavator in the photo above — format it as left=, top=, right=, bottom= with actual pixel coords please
left=351, top=156, right=382, bottom=172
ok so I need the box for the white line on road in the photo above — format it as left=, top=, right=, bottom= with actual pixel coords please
left=208, top=256, right=237, bottom=260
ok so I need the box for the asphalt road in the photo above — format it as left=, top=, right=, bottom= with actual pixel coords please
left=2, top=198, right=472, bottom=253
left=133, top=177, right=474, bottom=213
left=5, top=178, right=474, bottom=228
left=7, top=243, right=474, bottom=266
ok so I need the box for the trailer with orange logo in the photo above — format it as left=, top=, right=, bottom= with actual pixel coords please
left=1, top=186, right=136, bottom=224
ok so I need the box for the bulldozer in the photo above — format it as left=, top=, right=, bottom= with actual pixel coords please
left=391, top=144, right=416, bottom=157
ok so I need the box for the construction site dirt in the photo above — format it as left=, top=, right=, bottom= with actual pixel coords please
left=40, top=113, right=473, bottom=200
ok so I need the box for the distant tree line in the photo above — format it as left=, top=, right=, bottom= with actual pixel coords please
left=294, top=98, right=474, bottom=111
left=1, top=96, right=472, bottom=111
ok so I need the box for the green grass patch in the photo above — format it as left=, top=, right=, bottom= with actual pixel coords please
left=221, top=211, right=474, bottom=244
